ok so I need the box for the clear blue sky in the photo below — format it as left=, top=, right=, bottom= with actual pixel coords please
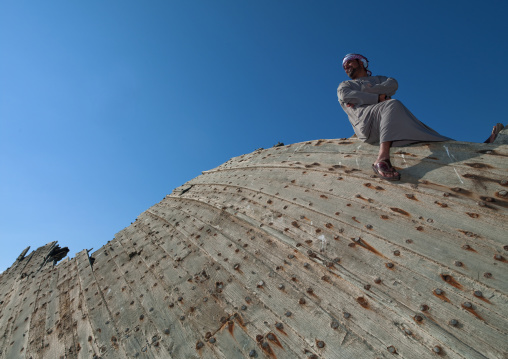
left=1, top=1, right=507, bottom=272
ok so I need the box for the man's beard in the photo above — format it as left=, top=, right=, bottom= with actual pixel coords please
left=346, top=67, right=358, bottom=79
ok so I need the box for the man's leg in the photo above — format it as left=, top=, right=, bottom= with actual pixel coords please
left=373, top=141, right=400, bottom=179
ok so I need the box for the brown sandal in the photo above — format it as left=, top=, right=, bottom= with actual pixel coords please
left=372, top=160, right=401, bottom=181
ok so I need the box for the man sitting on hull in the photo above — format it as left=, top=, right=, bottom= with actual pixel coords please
left=337, top=53, right=503, bottom=181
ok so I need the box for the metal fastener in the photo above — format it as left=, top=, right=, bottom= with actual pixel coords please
left=474, top=290, right=483, bottom=297
left=484, top=272, right=492, bottom=278
left=374, top=278, right=382, bottom=284
left=343, top=312, right=351, bottom=319
left=299, top=298, right=306, bottom=304
left=285, top=311, right=292, bottom=317
left=387, top=346, right=396, bottom=353
left=248, top=349, right=257, bottom=357
left=278, top=284, right=285, bottom=290
left=331, top=320, right=339, bottom=329
left=435, top=288, right=443, bottom=295
left=449, top=319, right=458, bottom=327
left=433, top=346, right=442, bottom=354
left=317, top=341, right=325, bottom=348
left=454, top=261, right=463, bottom=267
left=420, top=304, right=429, bottom=311
left=494, top=254, right=504, bottom=261
left=463, top=302, right=472, bottom=309
left=196, top=341, right=204, bottom=349
left=275, top=322, right=283, bottom=330
left=386, top=262, right=394, bottom=268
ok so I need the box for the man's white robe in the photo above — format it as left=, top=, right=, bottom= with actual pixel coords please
left=337, top=75, right=452, bottom=147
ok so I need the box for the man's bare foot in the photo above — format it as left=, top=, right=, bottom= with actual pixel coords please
left=486, top=123, right=504, bottom=143
left=372, top=159, right=400, bottom=181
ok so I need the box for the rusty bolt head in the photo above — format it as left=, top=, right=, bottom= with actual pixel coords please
left=266, top=333, right=275, bottom=341
left=484, top=272, right=492, bottom=278
left=343, top=312, right=351, bottom=319
left=387, top=346, right=396, bottom=353
left=386, top=262, right=394, bottom=268
left=275, top=322, right=283, bottom=330
left=306, top=288, right=314, bottom=294
left=299, top=298, right=306, bottom=305
left=449, top=319, right=458, bottom=327
left=209, top=338, right=216, bottom=344
left=364, top=284, right=371, bottom=290
left=248, top=349, right=257, bottom=357
left=393, top=250, right=400, bottom=256
left=420, top=304, right=429, bottom=311
left=374, top=277, right=382, bottom=284
left=433, top=346, right=442, bottom=354
left=499, top=190, right=507, bottom=196
left=454, top=261, right=463, bottom=267
left=331, top=320, right=339, bottom=329
left=474, top=290, right=483, bottom=297
left=241, top=305, right=247, bottom=311
left=278, top=284, right=285, bottom=290
left=494, top=254, right=504, bottom=261
left=435, top=288, right=443, bottom=295
left=285, top=311, right=292, bottom=317
left=462, top=244, right=471, bottom=250
left=414, top=315, right=423, bottom=322
left=317, top=341, right=325, bottom=348
left=478, top=201, right=486, bottom=207
left=504, top=245, right=508, bottom=251
left=404, top=329, right=412, bottom=335
left=463, top=302, right=472, bottom=309
left=196, top=341, right=204, bottom=349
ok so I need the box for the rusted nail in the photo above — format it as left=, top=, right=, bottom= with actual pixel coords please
left=473, top=290, right=483, bottom=297
left=306, top=288, right=314, bottom=294
left=449, top=319, right=458, bottom=327
left=462, top=244, right=471, bottom=250
left=343, top=312, right=351, bottom=319
left=241, top=305, right=247, bottom=311
left=433, top=346, right=442, bottom=354
left=387, top=346, right=397, bottom=353
left=477, top=201, right=486, bottom=207
left=434, top=288, right=443, bottom=295
left=285, top=311, right=292, bottom=317
left=484, top=272, right=492, bottom=278
left=288, top=254, right=295, bottom=259
left=404, top=329, right=412, bottom=335
left=304, top=263, right=310, bottom=268
left=316, top=340, right=325, bottom=348
left=275, top=322, right=283, bottom=330
left=414, top=315, right=423, bottom=322
left=386, top=262, right=394, bottom=268
left=299, top=298, right=306, bottom=304
left=462, top=302, right=472, bottom=309
left=494, top=254, right=504, bottom=261
left=278, top=284, right=285, bottom=290
left=209, top=338, right=216, bottom=344
left=364, top=284, right=371, bottom=290
left=196, top=341, right=204, bottom=349
left=266, top=333, right=276, bottom=341
left=393, top=250, right=400, bottom=256
left=248, top=349, right=257, bottom=357
left=454, top=261, right=463, bottom=267
left=331, top=320, right=340, bottom=329
left=374, top=277, right=382, bottom=284
left=420, top=304, right=429, bottom=311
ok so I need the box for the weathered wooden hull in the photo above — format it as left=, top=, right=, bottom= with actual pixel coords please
left=1, top=135, right=507, bottom=359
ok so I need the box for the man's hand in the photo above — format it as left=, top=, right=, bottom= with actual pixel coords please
left=378, top=94, right=387, bottom=102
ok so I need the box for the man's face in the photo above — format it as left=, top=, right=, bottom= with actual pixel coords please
left=343, top=59, right=363, bottom=79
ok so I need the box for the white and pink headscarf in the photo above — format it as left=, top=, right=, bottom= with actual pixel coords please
left=342, top=53, right=372, bottom=76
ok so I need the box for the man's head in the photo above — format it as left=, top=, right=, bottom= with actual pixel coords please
left=342, top=53, right=371, bottom=79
